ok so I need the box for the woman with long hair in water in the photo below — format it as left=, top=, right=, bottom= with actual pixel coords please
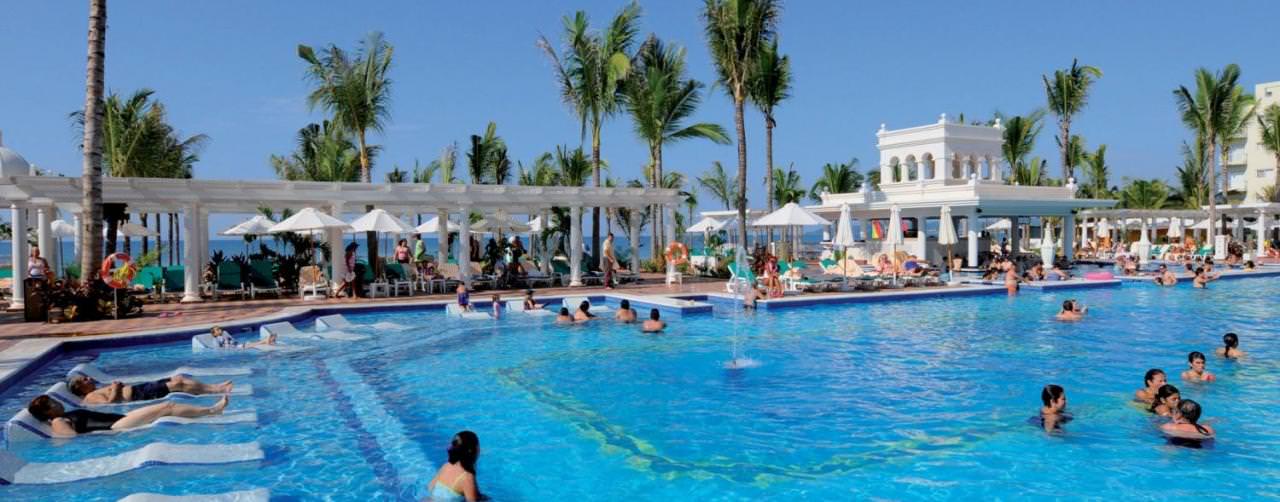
left=426, top=431, right=481, bottom=501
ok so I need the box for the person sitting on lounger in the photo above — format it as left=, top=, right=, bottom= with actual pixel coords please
left=456, top=284, right=473, bottom=312
left=615, top=299, right=637, bottom=323
left=522, top=290, right=541, bottom=311
left=1047, top=264, right=1070, bottom=281
left=208, top=325, right=276, bottom=350
left=763, top=256, right=784, bottom=298
left=642, top=309, right=665, bottom=333
left=1135, top=369, right=1166, bottom=404
left=573, top=301, right=596, bottom=322
left=1217, top=332, right=1246, bottom=358
left=874, top=254, right=895, bottom=275
left=555, top=307, right=573, bottom=324
left=26, top=393, right=228, bottom=437
left=69, top=373, right=233, bottom=405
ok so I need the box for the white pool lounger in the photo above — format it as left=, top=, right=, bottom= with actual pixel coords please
left=259, top=322, right=369, bottom=342
left=0, top=441, right=263, bottom=485
left=315, top=314, right=409, bottom=332
left=561, top=297, right=612, bottom=314
left=191, top=334, right=310, bottom=354
left=119, top=488, right=271, bottom=502
left=445, top=303, right=491, bottom=320
left=504, top=301, right=555, bottom=317
left=46, top=382, right=253, bottom=410
left=68, top=364, right=252, bottom=384
left=6, top=407, right=258, bottom=443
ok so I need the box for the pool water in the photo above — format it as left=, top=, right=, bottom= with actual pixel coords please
left=3, top=278, right=1280, bottom=500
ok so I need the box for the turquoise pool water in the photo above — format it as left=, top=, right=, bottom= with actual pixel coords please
left=3, top=277, right=1279, bottom=499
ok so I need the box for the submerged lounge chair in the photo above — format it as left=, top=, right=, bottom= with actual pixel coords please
left=314, top=314, right=409, bottom=332
left=119, top=488, right=272, bottom=502
left=0, top=441, right=264, bottom=485
left=68, top=363, right=251, bottom=384
left=504, top=300, right=554, bottom=317
left=46, top=381, right=253, bottom=410
left=191, top=333, right=309, bottom=354
left=445, top=303, right=491, bottom=320
left=259, top=322, right=369, bottom=342
left=561, top=296, right=611, bottom=314
left=6, top=403, right=257, bottom=443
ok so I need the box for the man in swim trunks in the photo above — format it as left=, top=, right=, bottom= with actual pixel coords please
left=27, top=393, right=229, bottom=437
left=68, top=374, right=233, bottom=405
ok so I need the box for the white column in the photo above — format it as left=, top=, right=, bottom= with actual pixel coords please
left=36, top=207, right=54, bottom=277
left=457, top=207, right=472, bottom=288
left=915, top=215, right=929, bottom=259
left=72, top=213, right=83, bottom=267
left=198, top=207, right=209, bottom=273
left=1008, top=217, right=1021, bottom=255
left=1232, top=216, right=1243, bottom=241
left=966, top=212, right=980, bottom=267
left=327, top=203, right=346, bottom=290
left=181, top=204, right=202, bottom=303
left=540, top=209, right=552, bottom=274
left=8, top=205, right=26, bottom=310
left=629, top=207, right=641, bottom=274
left=568, top=205, right=582, bottom=287
left=1256, top=210, right=1267, bottom=256
left=1063, top=213, right=1075, bottom=262
left=436, top=208, right=449, bottom=267
left=664, top=204, right=678, bottom=284
left=1080, top=217, right=1090, bottom=248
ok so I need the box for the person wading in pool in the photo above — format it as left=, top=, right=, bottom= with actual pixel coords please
left=25, top=393, right=229, bottom=437
left=1149, top=384, right=1181, bottom=418
left=1160, top=399, right=1215, bottom=443
left=426, top=430, right=482, bottom=501
left=573, top=301, right=597, bottom=322
left=614, top=299, right=637, bottom=323
left=1004, top=261, right=1020, bottom=295
left=69, top=374, right=233, bottom=405
left=1054, top=300, right=1087, bottom=321
left=1181, top=351, right=1216, bottom=382
left=642, top=309, right=666, bottom=333
left=1037, top=384, right=1071, bottom=432
left=1216, top=332, right=1246, bottom=359
left=1134, top=369, right=1167, bottom=405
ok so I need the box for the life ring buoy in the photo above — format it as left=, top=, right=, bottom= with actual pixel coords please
left=100, top=253, right=136, bottom=289
left=665, top=242, right=689, bottom=265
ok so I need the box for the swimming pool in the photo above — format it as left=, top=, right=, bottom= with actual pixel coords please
left=3, top=277, right=1279, bottom=499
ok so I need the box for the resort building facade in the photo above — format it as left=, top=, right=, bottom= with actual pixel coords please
left=1227, top=80, right=1280, bottom=202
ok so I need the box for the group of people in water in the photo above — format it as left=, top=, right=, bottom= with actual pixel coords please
left=453, top=285, right=667, bottom=333
left=1040, top=332, right=1245, bottom=446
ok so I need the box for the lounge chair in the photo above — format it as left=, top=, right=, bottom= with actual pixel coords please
left=504, top=300, right=555, bottom=317
left=314, top=314, right=409, bottom=332
left=191, top=333, right=309, bottom=354
left=131, top=265, right=164, bottom=296
left=445, top=302, right=491, bottom=320
left=7, top=400, right=256, bottom=443
left=0, top=442, right=264, bottom=483
left=247, top=260, right=282, bottom=299
left=260, top=321, right=369, bottom=342
left=68, top=363, right=251, bottom=383
left=298, top=265, right=330, bottom=298
left=119, top=489, right=271, bottom=502
left=46, top=380, right=253, bottom=410
left=384, top=263, right=414, bottom=296
left=518, top=258, right=557, bottom=288
left=467, top=263, right=497, bottom=290
left=357, top=261, right=389, bottom=298
left=161, top=266, right=186, bottom=301
left=726, top=261, right=759, bottom=293
left=213, top=262, right=245, bottom=300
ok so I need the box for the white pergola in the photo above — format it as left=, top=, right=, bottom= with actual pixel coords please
left=1081, top=203, right=1280, bottom=259
left=0, top=175, right=683, bottom=310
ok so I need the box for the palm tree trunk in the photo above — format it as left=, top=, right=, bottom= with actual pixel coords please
left=649, top=146, right=659, bottom=263
left=1060, top=121, right=1071, bottom=181
left=765, top=119, right=775, bottom=246
left=591, top=128, right=602, bottom=269
left=733, top=92, right=749, bottom=258
left=1208, top=136, right=1218, bottom=245
left=80, top=0, right=107, bottom=281
left=141, top=212, right=148, bottom=255
left=656, top=142, right=666, bottom=262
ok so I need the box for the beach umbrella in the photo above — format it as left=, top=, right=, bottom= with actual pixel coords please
left=50, top=219, right=76, bottom=275
left=348, top=208, right=415, bottom=261
left=687, top=216, right=730, bottom=260
left=1167, top=217, right=1184, bottom=241
left=752, top=202, right=830, bottom=259
left=888, top=205, right=903, bottom=283
left=112, top=222, right=159, bottom=237
left=269, top=207, right=352, bottom=272
left=472, top=211, right=532, bottom=234
left=527, top=215, right=555, bottom=234
left=937, top=206, right=958, bottom=273
left=833, top=204, right=856, bottom=278
left=1039, top=219, right=1056, bottom=266
left=220, top=215, right=276, bottom=236
left=415, top=216, right=460, bottom=234
left=983, top=218, right=1011, bottom=231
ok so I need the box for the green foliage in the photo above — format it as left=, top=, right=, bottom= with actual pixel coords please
left=70, top=89, right=208, bottom=179
left=702, top=0, right=782, bottom=101
left=1118, top=178, right=1171, bottom=209
left=1257, top=105, right=1280, bottom=200
left=385, top=166, right=408, bottom=183
left=298, top=32, right=394, bottom=182
left=809, top=158, right=862, bottom=202
left=1170, top=137, right=1210, bottom=209
left=1078, top=144, right=1112, bottom=199
left=423, top=143, right=458, bottom=183
left=1001, top=110, right=1046, bottom=182
left=554, top=145, right=593, bottom=187
left=770, top=165, right=805, bottom=205
left=1043, top=59, right=1102, bottom=179
left=270, top=120, right=365, bottom=182
left=696, top=161, right=737, bottom=210
left=466, top=122, right=508, bottom=184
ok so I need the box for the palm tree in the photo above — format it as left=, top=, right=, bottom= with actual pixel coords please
left=299, top=32, right=394, bottom=263
left=702, top=0, right=781, bottom=253
left=80, top=0, right=107, bottom=278
left=1078, top=144, right=1112, bottom=199
left=624, top=35, right=730, bottom=259
left=1118, top=179, right=1171, bottom=209
left=771, top=165, right=804, bottom=206
left=1064, top=135, right=1088, bottom=180
left=1043, top=59, right=1102, bottom=180
left=385, top=166, right=408, bottom=183
left=270, top=121, right=364, bottom=182
left=809, top=158, right=862, bottom=202
left=1217, top=85, right=1256, bottom=203
left=539, top=3, right=641, bottom=266
left=1174, top=64, right=1242, bottom=244
left=1001, top=110, right=1046, bottom=181
left=1170, top=136, right=1210, bottom=209
left=748, top=38, right=790, bottom=235
left=1010, top=157, right=1051, bottom=187
left=466, top=122, right=505, bottom=184
left=425, top=143, right=459, bottom=184
left=696, top=161, right=737, bottom=210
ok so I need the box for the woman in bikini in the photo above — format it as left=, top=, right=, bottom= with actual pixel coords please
left=426, top=431, right=481, bottom=501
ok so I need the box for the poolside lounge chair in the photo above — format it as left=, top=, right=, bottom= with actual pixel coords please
left=131, top=265, right=164, bottom=296
left=68, top=363, right=251, bottom=383
left=467, top=263, right=497, bottom=290
left=445, top=302, right=491, bottom=320
left=213, top=262, right=245, bottom=300
left=518, top=258, right=557, bottom=288
left=247, top=260, right=282, bottom=299
left=46, top=381, right=253, bottom=410
left=504, top=300, right=555, bottom=317
left=314, top=314, right=409, bottom=332
left=7, top=402, right=257, bottom=443
left=0, top=442, right=264, bottom=484
left=357, top=261, right=389, bottom=298
left=725, top=262, right=759, bottom=293
left=260, top=322, right=369, bottom=342
left=562, top=296, right=611, bottom=314
left=160, top=266, right=186, bottom=301
left=384, top=263, right=414, bottom=296
left=298, top=265, right=330, bottom=298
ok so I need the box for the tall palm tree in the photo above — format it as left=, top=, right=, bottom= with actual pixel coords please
left=466, top=122, right=505, bottom=184
left=1064, top=134, right=1088, bottom=180
left=1175, top=64, right=1241, bottom=244
left=809, top=158, right=862, bottom=202
left=702, top=0, right=781, bottom=254
left=1171, top=138, right=1211, bottom=209
left=1256, top=104, right=1280, bottom=201
left=624, top=35, right=730, bottom=259
left=80, top=0, right=107, bottom=278
left=299, top=32, right=394, bottom=264
left=1001, top=110, right=1045, bottom=180
left=425, top=143, right=459, bottom=184
left=1118, top=179, right=1171, bottom=209
left=539, top=3, right=641, bottom=266
left=1043, top=59, right=1102, bottom=180
left=748, top=38, right=790, bottom=237
left=271, top=121, right=364, bottom=182
left=518, top=152, right=559, bottom=187
left=770, top=165, right=804, bottom=206
left=1078, top=144, right=1112, bottom=199
left=696, top=161, right=737, bottom=210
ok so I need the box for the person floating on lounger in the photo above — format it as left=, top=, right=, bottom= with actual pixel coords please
left=68, top=373, right=234, bottom=405
left=209, top=325, right=277, bottom=350
left=25, top=393, right=228, bottom=438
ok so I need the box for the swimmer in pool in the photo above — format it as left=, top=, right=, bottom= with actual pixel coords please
left=641, top=309, right=666, bottom=333
left=1038, top=384, right=1070, bottom=432
left=1055, top=300, right=1084, bottom=321
left=555, top=307, right=573, bottom=324
left=25, top=393, right=229, bottom=438
left=1160, top=399, right=1215, bottom=441
left=490, top=294, right=503, bottom=320
left=1149, top=384, right=1181, bottom=418
left=614, top=299, right=637, bottom=323
left=1134, top=369, right=1166, bottom=404
left=573, top=301, right=596, bottom=322
left=1004, top=261, right=1020, bottom=295
left=1216, top=332, right=1246, bottom=359
left=1153, top=264, right=1178, bottom=286
left=1181, top=351, right=1215, bottom=382
left=68, top=374, right=233, bottom=405
left=522, top=290, right=541, bottom=311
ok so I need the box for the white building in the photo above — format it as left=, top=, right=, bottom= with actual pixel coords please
left=1226, top=81, right=1280, bottom=202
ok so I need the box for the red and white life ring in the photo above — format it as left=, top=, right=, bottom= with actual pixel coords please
left=100, top=253, right=136, bottom=289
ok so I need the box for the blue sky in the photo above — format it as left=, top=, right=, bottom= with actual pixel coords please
left=3, top=0, right=1279, bottom=231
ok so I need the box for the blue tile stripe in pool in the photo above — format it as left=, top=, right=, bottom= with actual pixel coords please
left=310, top=359, right=406, bottom=498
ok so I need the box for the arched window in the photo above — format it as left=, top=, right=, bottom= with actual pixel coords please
left=922, top=153, right=936, bottom=180
left=905, top=155, right=918, bottom=181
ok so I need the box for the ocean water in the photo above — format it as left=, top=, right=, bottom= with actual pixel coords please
left=1, top=277, right=1278, bottom=499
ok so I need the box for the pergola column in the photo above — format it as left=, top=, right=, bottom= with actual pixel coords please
left=458, top=206, right=472, bottom=289
left=914, top=214, right=929, bottom=259
left=1232, top=215, right=1243, bottom=241
left=8, top=205, right=27, bottom=311
left=1080, top=217, right=1090, bottom=248
left=198, top=207, right=210, bottom=274
left=540, top=209, right=552, bottom=274
left=629, top=206, right=641, bottom=274
left=568, top=205, right=582, bottom=287
left=36, top=206, right=54, bottom=277
left=664, top=204, right=678, bottom=284
left=1063, top=213, right=1076, bottom=262
left=327, top=202, right=346, bottom=291
left=181, top=204, right=202, bottom=303
left=1256, top=209, right=1267, bottom=256
left=1008, top=216, right=1021, bottom=255
left=436, top=208, right=449, bottom=267
left=72, top=212, right=82, bottom=267
left=966, top=210, right=980, bottom=267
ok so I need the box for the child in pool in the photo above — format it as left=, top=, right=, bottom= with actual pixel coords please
left=1134, top=369, right=1166, bottom=404
left=1149, top=384, right=1181, bottom=418
left=1216, top=332, right=1246, bottom=359
left=1181, top=351, right=1216, bottom=382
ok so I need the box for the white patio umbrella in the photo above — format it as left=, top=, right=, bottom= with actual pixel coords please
left=752, top=202, right=830, bottom=259
left=687, top=216, right=729, bottom=259
left=1167, top=217, right=1184, bottom=241
left=220, top=214, right=279, bottom=255
left=269, top=207, right=352, bottom=274
left=1039, top=219, right=1056, bottom=266
left=113, top=222, right=159, bottom=237
left=50, top=219, right=76, bottom=274
left=887, top=205, right=904, bottom=283
left=348, top=208, right=415, bottom=260
left=472, top=211, right=532, bottom=234
left=937, top=206, right=958, bottom=273
left=527, top=215, right=554, bottom=234
left=833, top=204, right=856, bottom=278
left=415, top=216, right=460, bottom=234
left=984, top=218, right=1011, bottom=231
